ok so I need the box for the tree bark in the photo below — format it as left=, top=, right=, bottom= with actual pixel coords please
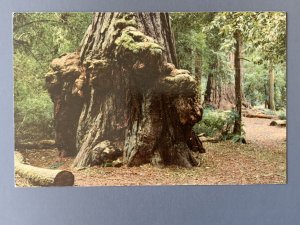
left=264, top=83, right=269, bottom=109
left=46, top=13, right=204, bottom=168
left=233, top=30, right=242, bottom=135
left=195, top=52, right=202, bottom=103
left=203, top=61, right=236, bottom=110
left=45, top=52, right=84, bottom=157
left=191, top=49, right=202, bottom=103
left=268, top=62, right=275, bottom=110
left=204, top=71, right=213, bottom=105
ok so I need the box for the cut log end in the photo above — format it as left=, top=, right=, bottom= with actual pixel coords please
left=54, top=171, right=75, bottom=186
left=270, top=120, right=286, bottom=127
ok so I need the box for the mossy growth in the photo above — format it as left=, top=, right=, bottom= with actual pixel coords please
left=114, top=14, right=138, bottom=29
left=115, top=28, right=163, bottom=56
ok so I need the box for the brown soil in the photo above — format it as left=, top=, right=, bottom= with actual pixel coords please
left=243, top=117, right=286, bottom=148
left=15, top=117, right=286, bottom=187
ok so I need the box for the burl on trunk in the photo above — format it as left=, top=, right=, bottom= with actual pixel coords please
left=45, top=13, right=205, bottom=168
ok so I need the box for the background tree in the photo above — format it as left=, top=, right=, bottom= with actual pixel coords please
left=171, top=13, right=209, bottom=102
left=172, top=13, right=236, bottom=109
left=208, top=12, right=286, bottom=136
left=250, top=12, right=286, bottom=110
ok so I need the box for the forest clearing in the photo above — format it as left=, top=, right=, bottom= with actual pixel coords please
left=14, top=12, right=286, bottom=187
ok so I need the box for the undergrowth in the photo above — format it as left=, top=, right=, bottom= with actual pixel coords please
left=193, top=108, right=245, bottom=142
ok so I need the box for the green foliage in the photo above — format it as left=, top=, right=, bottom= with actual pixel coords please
left=14, top=13, right=92, bottom=57
left=171, top=12, right=234, bottom=99
left=231, top=134, right=245, bottom=144
left=193, top=108, right=238, bottom=138
left=173, top=12, right=286, bottom=144
left=171, top=13, right=212, bottom=78
left=14, top=13, right=93, bottom=141
left=259, top=108, right=286, bottom=120
left=243, top=54, right=286, bottom=108
left=261, top=108, right=277, bottom=116
left=207, top=12, right=286, bottom=109
left=208, top=12, right=286, bottom=64
left=193, top=109, right=227, bottom=137
left=277, top=110, right=286, bottom=120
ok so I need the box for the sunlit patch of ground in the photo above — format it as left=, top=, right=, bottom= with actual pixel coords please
left=15, top=117, right=286, bottom=187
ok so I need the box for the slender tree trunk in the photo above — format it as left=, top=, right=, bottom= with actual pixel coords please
left=195, top=52, right=202, bottom=103
left=229, top=51, right=249, bottom=109
left=264, top=83, right=269, bottom=109
left=191, top=49, right=202, bottom=103
left=240, top=46, right=245, bottom=101
left=204, top=71, right=213, bottom=106
left=191, top=48, right=196, bottom=77
left=274, top=82, right=277, bottom=109
left=46, top=13, right=204, bottom=168
left=268, top=62, right=275, bottom=110
left=233, top=30, right=242, bottom=135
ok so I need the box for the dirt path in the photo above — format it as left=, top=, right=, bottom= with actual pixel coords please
left=15, top=117, right=286, bottom=187
left=243, top=117, right=286, bottom=148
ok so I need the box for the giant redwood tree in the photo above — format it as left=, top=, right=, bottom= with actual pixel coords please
left=45, top=12, right=205, bottom=168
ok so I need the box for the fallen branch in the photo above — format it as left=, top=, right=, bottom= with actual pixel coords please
left=199, top=137, right=219, bottom=143
left=15, top=140, right=55, bottom=149
left=15, top=151, right=74, bottom=186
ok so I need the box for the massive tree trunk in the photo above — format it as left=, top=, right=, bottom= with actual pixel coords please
left=233, top=30, right=242, bottom=135
left=203, top=51, right=249, bottom=111
left=203, top=61, right=236, bottom=110
left=46, top=13, right=204, bottom=168
left=204, top=75, right=236, bottom=110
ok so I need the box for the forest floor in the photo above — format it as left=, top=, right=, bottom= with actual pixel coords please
left=15, top=117, right=286, bottom=187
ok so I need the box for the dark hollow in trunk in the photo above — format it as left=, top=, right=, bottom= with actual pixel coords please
left=46, top=13, right=205, bottom=168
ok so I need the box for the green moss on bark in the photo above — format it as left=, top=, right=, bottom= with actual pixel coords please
left=115, top=28, right=163, bottom=56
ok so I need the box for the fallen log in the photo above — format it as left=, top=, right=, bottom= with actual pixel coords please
left=270, top=120, right=286, bottom=127
left=15, top=151, right=74, bottom=186
left=199, top=137, right=219, bottom=143
left=243, top=113, right=277, bottom=119
left=15, top=140, right=55, bottom=150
